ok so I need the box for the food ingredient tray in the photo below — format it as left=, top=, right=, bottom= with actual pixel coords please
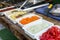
left=3, top=9, right=27, bottom=24
left=16, top=13, right=42, bottom=27
left=23, top=19, right=54, bottom=39
left=36, top=25, right=60, bottom=40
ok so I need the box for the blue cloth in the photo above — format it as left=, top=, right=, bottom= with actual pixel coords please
left=35, top=6, right=60, bottom=21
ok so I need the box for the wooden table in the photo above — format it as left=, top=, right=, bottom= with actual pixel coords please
left=0, top=13, right=60, bottom=40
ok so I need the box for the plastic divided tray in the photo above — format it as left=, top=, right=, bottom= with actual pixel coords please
left=16, top=13, right=42, bottom=27
left=36, top=25, right=60, bottom=40
left=3, top=9, right=27, bottom=24
left=23, top=19, right=54, bottom=39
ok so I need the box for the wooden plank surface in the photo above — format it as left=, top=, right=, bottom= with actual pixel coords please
left=0, top=17, right=34, bottom=40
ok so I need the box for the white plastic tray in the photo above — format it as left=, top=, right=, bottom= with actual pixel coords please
left=23, top=19, right=54, bottom=39
left=35, top=25, right=60, bottom=40
left=3, top=8, right=20, bottom=16
left=16, top=13, right=42, bottom=27
left=3, top=9, right=26, bottom=24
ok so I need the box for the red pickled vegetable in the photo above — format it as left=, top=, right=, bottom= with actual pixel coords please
left=40, top=26, right=60, bottom=40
